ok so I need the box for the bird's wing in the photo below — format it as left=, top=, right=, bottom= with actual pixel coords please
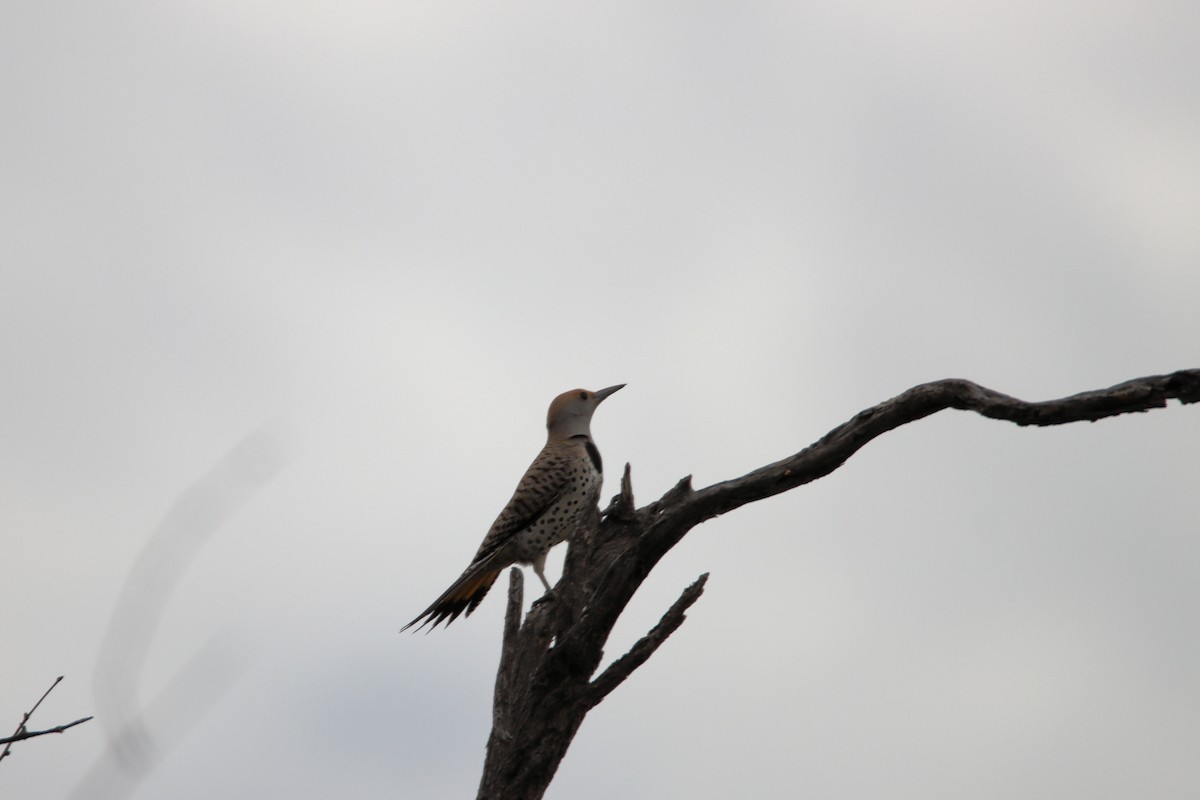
left=470, top=443, right=574, bottom=564
left=400, top=443, right=574, bottom=632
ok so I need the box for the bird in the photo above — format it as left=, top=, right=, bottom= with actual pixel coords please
left=402, top=384, right=625, bottom=632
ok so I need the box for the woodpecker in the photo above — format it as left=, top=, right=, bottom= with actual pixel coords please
left=402, top=385, right=624, bottom=632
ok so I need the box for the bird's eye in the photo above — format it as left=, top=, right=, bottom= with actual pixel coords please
left=579, top=392, right=588, bottom=400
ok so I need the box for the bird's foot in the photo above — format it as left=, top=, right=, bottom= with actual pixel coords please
left=531, top=589, right=555, bottom=608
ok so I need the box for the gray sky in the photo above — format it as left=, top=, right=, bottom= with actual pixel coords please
left=3, top=1, right=1199, bottom=798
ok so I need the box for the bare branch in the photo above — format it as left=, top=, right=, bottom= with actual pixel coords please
left=1, top=677, right=92, bottom=762
left=0, top=717, right=94, bottom=746
left=588, top=573, right=709, bottom=705
left=642, top=370, right=1200, bottom=561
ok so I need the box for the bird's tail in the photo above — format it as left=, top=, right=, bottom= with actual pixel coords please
left=401, top=564, right=500, bottom=633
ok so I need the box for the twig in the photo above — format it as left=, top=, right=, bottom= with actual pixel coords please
left=0, top=677, right=93, bottom=761
left=0, top=717, right=95, bottom=746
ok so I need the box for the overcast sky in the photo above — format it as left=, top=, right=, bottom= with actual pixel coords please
left=3, top=1, right=1199, bottom=798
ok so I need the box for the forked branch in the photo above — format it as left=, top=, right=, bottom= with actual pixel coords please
left=0, top=677, right=93, bottom=761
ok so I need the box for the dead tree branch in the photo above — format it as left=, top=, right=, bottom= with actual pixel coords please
left=476, top=369, right=1200, bottom=800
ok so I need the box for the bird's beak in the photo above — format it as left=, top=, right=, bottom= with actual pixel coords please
left=593, top=384, right=625, bottom=403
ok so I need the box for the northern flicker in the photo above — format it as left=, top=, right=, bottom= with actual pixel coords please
left=402, top=384, right=624, bottom=632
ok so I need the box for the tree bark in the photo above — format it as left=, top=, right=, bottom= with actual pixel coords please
left=475, top=370, right=1200, bottom=800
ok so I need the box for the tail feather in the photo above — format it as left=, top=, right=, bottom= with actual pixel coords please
left=401, top=565, right=501, bottom=633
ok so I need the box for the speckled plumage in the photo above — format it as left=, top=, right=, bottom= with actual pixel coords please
left=402, top=385, right=623, bottom=632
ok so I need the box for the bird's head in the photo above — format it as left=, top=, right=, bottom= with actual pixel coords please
left=546, top=384, right=624, bottom=440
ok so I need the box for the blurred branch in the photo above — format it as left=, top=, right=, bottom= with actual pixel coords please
left=0, top=677, right=92, bottom=761
left=476, top=368, right=1200, bottom=800
left=80, top=426, right=287, bottom=799
left=71, top=632, right=250, bottom=800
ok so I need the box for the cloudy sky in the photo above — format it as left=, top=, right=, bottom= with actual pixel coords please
left=3, top=1, right=1199, bottom=798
